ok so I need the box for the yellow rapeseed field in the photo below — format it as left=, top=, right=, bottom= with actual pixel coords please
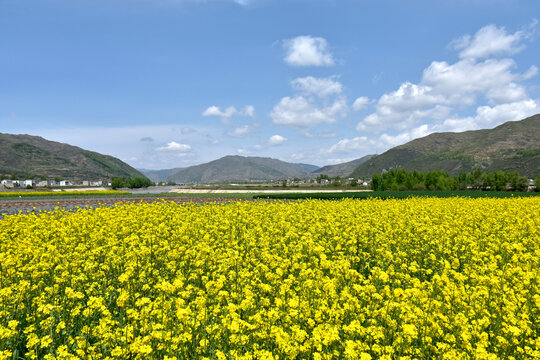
left=0, top=198, right=539, bottom=359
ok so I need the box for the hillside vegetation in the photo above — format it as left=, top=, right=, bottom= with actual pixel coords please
left=351, top=114, right=540, bottom=177
left=166, top=155, right=318, bottom=183
left=0, top=133, right=145, bottom=179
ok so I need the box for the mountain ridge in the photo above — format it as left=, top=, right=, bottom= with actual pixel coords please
left=312, top=155, right=375, bottom=177
left=0, top=133, right=146, bottom=179
left=351, top=114, right=540, bottom=177
left=166, top=155, right=319, bottom=183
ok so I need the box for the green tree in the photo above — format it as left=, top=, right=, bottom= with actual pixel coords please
left=456, top=171, right=468, bottom=190
left=316, top=174, right=330, bottom=183
left=111, top=177, right=124, bottom=189
left=371, top=173, right=383, bottom=191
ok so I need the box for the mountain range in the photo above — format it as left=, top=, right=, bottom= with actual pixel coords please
left=0, top=133, right=145, bottom=179
left=2, top=114, right=538, bottom=183
left=351, top=113, right=540, bottom=178
left=164, top=156, right=318, bottom=183
left=311, top=155, right=374, bottom=177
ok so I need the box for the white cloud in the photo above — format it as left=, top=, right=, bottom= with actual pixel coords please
left=378, top=124, right=431, bottom=148
left=486, top=83, right=528, bottom=105
left=422, top=58, right=528, bottom=105
left=202, top=105, right=233, bottom=117
left=268, top=134, right=287, bottom=146
left=228, top=125, right=252, bottom=137
left=271, top=95, right=347, bottom=128
left=357, top=23, right=538, bottom=134
left=272, top=75, right=348, bottom=129
left=291, top=76, right=342, bottom=98
left=437, top=99, right=539, bottom=132
left=328, top=124, right=431, bottom=155
left=243, top=105, right=255, bottom=118
left=453, top=23, right=534, bottom=59
left=352, top=97, right=369, bottom=111
left=202, top=105, right=255, bottom=119
left=237, top=148, right=251, bottom=155
left=283, top=35, right=335, bottom=67
left=328, top=136, right=369, bottom=153
left=155, top=141, right=192, bottom=152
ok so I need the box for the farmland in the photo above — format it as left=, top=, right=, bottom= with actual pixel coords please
left=254, top=190, right=540, bottom=200
left=1, top=198, right=539, bottom=359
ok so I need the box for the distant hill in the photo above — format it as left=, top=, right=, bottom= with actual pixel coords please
left=166, top=155, right=318, bottom=183
left=293, top=163, right=320, bottom=173
left=351, top=114, right=540, bottom=178
left=0, top=133, right=146, bottom=179
left=139, top=168, right=184, bottom=183
left=312, top=155, right=375, bottom=177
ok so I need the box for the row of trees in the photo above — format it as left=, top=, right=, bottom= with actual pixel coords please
left=111, top=177, right=153, bottom=189
left=371, top=169, right=536, bottom=192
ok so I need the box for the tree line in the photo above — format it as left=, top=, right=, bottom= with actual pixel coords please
left=371, top=169, right=536, bottom=192
left=111, top=177, right=153, bottom=189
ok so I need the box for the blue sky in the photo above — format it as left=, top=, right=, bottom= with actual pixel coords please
left=1, top=0, right=539, bottom=169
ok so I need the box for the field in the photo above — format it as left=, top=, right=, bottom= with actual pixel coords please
left=254, top=190, right=540, bottom=200
left=0, top=191, right=131, bottom=198
left=1, top=198, right=539, bottom=359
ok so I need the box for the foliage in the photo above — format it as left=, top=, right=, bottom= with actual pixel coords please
left=371, top=169, right=531, bottom=192
left=111, top=177, right=154, bottom=189
left=316, top=174, right=331, bottom=183
left=254, top=191, right=540, bottom=200
left=0, top=198, right=539, bottom=359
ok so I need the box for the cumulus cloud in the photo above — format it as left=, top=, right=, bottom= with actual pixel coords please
left=328, top=136, right=369, bottom=153
left=271, top=96, right=347, bottom=128
left=453, top=22, right=535, bottom=59
left=202, top=105, right=255, bottom=119
left=283, top=35, right=335, bottom=66
left=268, top=134, right=287, bottom=146
left=357, top=22, right=538, bottom=135
left=327, top=124, right=431, bottom=155
left=272, top=76, right=347, bottom=128
left=291, top=76, right=342, bottom=98
left=437, top=99, right=539, bottom=132
left=155, top=141, right=192, bottom=152
left=378, top=124, right=431, bottom=148
left=352, top=97, right=370, bottom=111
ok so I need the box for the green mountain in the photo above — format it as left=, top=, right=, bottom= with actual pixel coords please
left=351, top=114, right=540, bottom=178
left=293, top=163, right=320, bottom=173
left=166, top=155, right=318, bottom=183
left=0, top=133, right=146, bottom=179
left=312, top=155, right=375, bottom=177
left=139, top=168, right=184, bottom=183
